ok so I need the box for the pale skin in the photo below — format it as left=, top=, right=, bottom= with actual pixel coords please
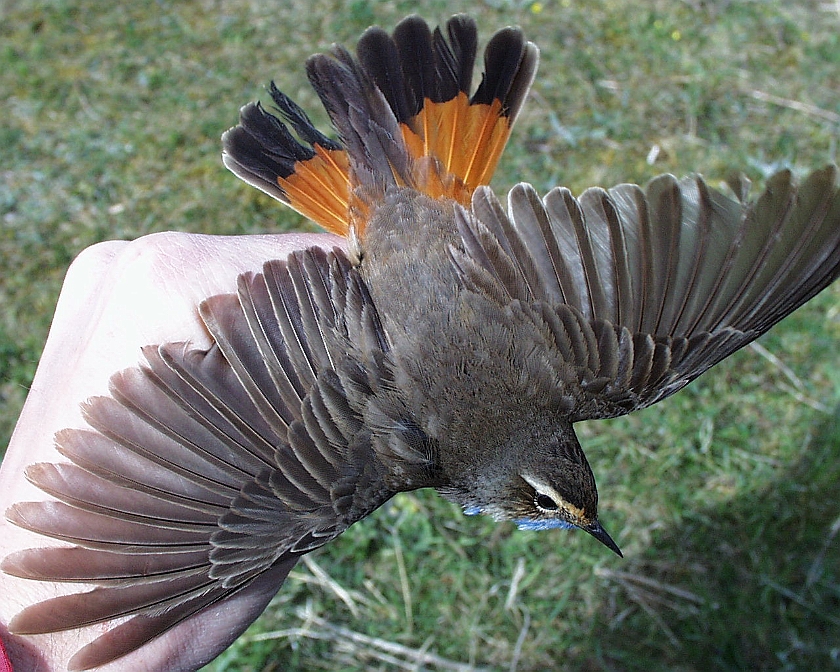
left=0, top=231, right=343, bottom=671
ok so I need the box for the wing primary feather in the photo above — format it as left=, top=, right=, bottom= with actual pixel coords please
left=6, top=501, right=208, bottom=550
left=701, top=169, right=797, bottom=332
left=198, top=294, right=293, bottom=437
left=673, top=176, right=746, bottom=336
left=23, top=462, right=215, bottom=528
left=462, top=190, right=532, bottom=300
left=54, top=427, right=234, bottom=508
left=262, top=257, right=322, bottom=389
left=721, top=166, right=839, bottom=332
left=642, top=174, right=683, bottom=336
left=140, top=342, right=279, bottom=464
left=2, top=546, right=208, bottom=583
left=606, top=183, right=653, bottom=333
left=654, top=176, right=707, bottom=335
left=555, top=188, right=608, bottom=319
left=507, top=184, right=564, bottom=303
left=83, top=393, right=249, bottom=493
left=235, top=271, right=306, bottom=425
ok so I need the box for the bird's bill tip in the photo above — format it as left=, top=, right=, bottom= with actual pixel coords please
left=584, top=520, right=623, bottom=557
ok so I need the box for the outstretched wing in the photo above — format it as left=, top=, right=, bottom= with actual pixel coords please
left=452, top=166, right=840, bottom=420
left=1, top=247, right=402, bottom=670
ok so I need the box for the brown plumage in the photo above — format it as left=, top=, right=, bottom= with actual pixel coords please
left=3, top=13, right=840, bottom=671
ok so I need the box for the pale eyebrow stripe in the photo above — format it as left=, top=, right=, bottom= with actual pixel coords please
left=520, top=474, right=587, bottom=520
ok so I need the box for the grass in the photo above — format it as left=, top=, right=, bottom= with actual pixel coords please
left=2, top=0, right=839, bottom=670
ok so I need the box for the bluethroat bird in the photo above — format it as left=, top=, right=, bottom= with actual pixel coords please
left=3, top=13, right=840, bottom=670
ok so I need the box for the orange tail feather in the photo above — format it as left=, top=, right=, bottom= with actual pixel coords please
left=223, top=15, right=538, bottom=238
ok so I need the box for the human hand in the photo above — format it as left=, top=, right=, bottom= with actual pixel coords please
left=0, top=231, right=342, bottom=671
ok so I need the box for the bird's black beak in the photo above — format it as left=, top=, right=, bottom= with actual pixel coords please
left=584, top=520, right=623, bottom=557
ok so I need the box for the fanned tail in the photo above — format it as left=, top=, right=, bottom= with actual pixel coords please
left=222, top=14, right=538, bottom=240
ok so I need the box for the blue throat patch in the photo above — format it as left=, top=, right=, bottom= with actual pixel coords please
left=516, top=518, right=575, bottom=531
left=463, top=507, right=575, bottom=532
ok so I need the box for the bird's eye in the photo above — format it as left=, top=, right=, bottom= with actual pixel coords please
left=535, top=493, right=558, bottom=511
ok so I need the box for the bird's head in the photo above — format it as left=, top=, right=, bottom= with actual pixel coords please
left=504, top=468, right=622, bottom=557
left=443, top=420, right=622, bottom=557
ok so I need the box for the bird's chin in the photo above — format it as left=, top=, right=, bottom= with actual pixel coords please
left=515, top=518, right=575, bottom=531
